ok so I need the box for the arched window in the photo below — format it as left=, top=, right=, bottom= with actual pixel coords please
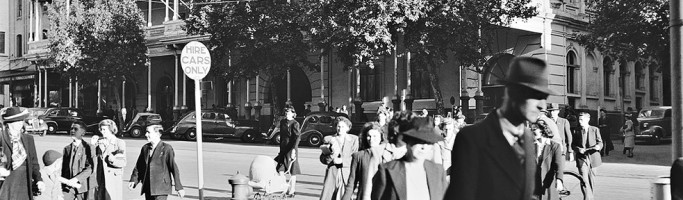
left=586, top=54, right=598, bottom=96
left=603, top=57, right=613, bottom=96
left=635, top=62, right=644, bottom=90
left=649, top=64, right=658, bottom=101
left=16, top=34, right=22, bottom=57
left=619, top=59, right=629, bottom=98
left=566, top=51, right=580, bottom=94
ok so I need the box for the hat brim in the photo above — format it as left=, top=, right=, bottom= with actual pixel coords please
left=3, top=109, right=29, bottom=123
left=499, top=80, right=559, bottom=96
left=402, top=128, right=444, bottom=144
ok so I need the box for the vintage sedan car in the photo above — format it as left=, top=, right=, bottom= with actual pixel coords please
left=169, top=110, right=261, bottom=142
left=266, top=112, right=359, bottom=147
left=37, top=108, right=108, bottom=134
left=24, top=108, right=49, bottom=136
left=636, top=106, right=672, bottom=144
left=121, top=113, right=163, bottom=138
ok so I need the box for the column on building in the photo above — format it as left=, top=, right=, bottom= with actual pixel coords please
left=147, top=60, right=152, bottom=112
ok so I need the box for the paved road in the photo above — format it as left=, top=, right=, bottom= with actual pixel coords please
left=30, top=135, right=671, bottom=200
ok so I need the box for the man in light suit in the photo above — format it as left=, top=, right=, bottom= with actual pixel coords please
left=129, top=125, right=184, bottom=200
left=548, top=103, right=573, bottom=161
left=572, top=112, right=602, bottom=200
left=445, top=57, right=556, bottom=200
left=62, top=122, right=97, bottom=200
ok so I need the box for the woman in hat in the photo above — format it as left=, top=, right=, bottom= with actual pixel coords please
left=0, top=107, right=44, bottom=200
left=92, top=119, right=126, bottom=200
left=342, top=122, right=385, bottom=200
left=372, top=118, right=448, bottom=200
left=620, top=113, right=636, bottom=157
left=434, top=117, right=457, bottom=173
left=531, top=121, right=565, bottom=200
left=274, top=106, right=301, bottom=197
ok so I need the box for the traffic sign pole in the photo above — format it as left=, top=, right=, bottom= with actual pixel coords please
left=195, top=79, right=204, bottom=199
left=180, top=41, right=211, bottom=200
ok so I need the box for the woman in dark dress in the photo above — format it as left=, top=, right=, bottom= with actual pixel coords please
left=274, top=106, right=301, bottom=197
left=0, top=107, right=44, bottom=200
left=342, top=122, right=384, bottom=200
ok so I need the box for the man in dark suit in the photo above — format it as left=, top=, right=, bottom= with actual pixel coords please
left=129, top=124, right=184, bottom=200
left=548, top=103, right=573, bottom=161
left=372, top=120, right=447, bottom=200
left=444, top=57, right=556, bottom=200
left=572, top=112, right=602, bottom=200
left=62, top=122, right=97, bottom=200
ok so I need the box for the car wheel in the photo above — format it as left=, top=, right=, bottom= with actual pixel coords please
left=185, top=129, right=197, bottom=141
left=130, top=127, right=144, bottom=138
left=307, top=132, right=323, bottom=147
left=651, top=134, right=662, bottom=145
left=270, top=132, right=281, bottom=145
left=47, top=124, right=57, bottom=134
left=241, top=130, right=257, bottom=143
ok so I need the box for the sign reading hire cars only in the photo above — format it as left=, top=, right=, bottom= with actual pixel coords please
left=181, top=41, right=211, bottom=80
left=180, top=41, right=210, bottom=200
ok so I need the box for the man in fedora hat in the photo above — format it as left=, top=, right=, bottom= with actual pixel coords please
left=547, top=103, right=573, bottom=160
left=445, top=56, right=555, bottom=200
left=372, top=117, right=448, bottom=200
left=0, top=107, right=45, bottom=200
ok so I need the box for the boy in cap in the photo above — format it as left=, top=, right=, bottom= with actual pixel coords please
left=36, top=150, right=79, bottom=200
left=372, top=117, right=448, bottom=200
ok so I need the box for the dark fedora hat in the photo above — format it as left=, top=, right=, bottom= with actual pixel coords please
left=2, top=107, right=28, bottom=123
left=500, top=57, right=558, bottom=95
left=402, top=126, right=444, bottom=144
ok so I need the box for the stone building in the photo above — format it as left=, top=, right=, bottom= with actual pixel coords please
left=2, top=0, right=665, bottom=124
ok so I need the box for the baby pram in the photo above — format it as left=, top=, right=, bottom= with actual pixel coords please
left=248, top=155, right=294, bottom=200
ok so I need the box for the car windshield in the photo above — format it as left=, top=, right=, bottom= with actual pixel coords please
left=28, top=108, right=48, bottom=117
left=639, top=109, right=666, bottom=118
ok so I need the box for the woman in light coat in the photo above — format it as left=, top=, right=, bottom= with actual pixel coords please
left=92, top=119, right=126, bottom=200
left=621, top=113, right=636, bottom=157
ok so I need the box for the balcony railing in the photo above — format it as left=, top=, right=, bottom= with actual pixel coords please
left=145, top=25, right=165, bottom=38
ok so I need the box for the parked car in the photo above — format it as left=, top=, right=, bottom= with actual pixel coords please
left=169, top=110, right=261, bottom=142
left=122, top=113, right=163, bottom=138
left=36, top=108, right=109, bottom=134
left=24, top=108, right=49, bottom=136
left=265, top=112, right=362, bottom=147
left=636, top=106, right=672, bottom=144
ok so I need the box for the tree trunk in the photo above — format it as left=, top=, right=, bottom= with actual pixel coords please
left=426, top=65, right=445, bottom=115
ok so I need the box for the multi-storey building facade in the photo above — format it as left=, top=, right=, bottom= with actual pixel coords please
left=4, top=0, right=665, bottom=123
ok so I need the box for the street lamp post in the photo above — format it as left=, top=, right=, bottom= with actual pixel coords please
left=671, top=0, right=683, bottom=161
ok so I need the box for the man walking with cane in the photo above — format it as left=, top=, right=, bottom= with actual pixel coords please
left=573, top=112, right=603, bottom=200
left=445, top=57, right=556, bottom=200
left=129, top=125, right=185, bottom=199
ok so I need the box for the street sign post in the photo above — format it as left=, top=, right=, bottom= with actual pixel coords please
left=181, top=41, right=211, bottom=200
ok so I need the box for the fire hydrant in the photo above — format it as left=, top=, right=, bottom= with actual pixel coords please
left=229, top=171, right=251, bottom=200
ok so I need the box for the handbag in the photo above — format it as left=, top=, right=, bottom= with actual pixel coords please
left=106, top=149, right=126, bottom=168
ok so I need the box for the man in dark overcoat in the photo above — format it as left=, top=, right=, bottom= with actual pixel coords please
left=62, top=122, right=98, bottom=200
left=129, top=125, right=184, bottom=200
left=444, top=57, right=556, bottom=200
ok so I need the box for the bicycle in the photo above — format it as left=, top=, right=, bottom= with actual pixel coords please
left=559, top=170, right=585, bottom=200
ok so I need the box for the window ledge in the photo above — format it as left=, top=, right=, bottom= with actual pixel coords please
left=604, top=96, right=617, bottom=101
left=567, top=93, right=581, bottom=98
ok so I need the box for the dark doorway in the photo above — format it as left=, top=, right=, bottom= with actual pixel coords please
left=156, top=76, right=173, bottom=121
left=272, top=67, right=312, bottom=116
